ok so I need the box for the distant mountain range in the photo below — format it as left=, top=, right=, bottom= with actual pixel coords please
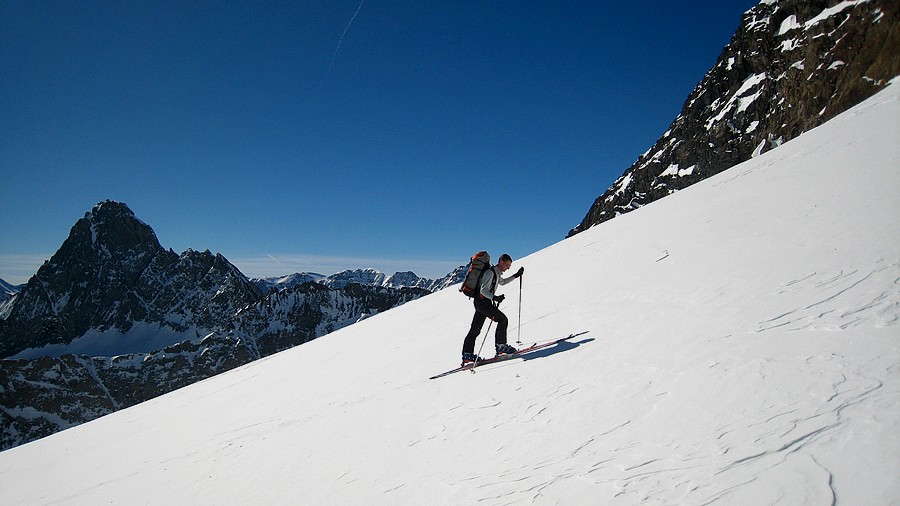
left=250, top=266, right=464, bottom=294
left=0, top=202, right=464, bottom=361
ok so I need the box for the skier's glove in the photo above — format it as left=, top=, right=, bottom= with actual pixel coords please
left=493, top=294, right=506, bottom=304
left=513, top=267, right=524, bottom=278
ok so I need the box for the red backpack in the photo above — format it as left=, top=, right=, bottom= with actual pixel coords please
left=460, top=251, right=490, bottom=298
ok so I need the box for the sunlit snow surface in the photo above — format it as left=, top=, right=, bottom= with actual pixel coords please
left=1, top=83, right=898, bottom=505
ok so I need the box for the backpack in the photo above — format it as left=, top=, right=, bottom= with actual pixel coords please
left=460, top=251, right=490, bottom=298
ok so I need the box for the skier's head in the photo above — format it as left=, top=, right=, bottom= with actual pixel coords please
left=497, top=253, right=513, bottom=273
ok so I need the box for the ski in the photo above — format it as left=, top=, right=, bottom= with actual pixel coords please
left=429, top=332, right=585, bottom=380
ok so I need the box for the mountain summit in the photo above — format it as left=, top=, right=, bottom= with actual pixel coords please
left=569, top=0, right=899, bottom=236
left=0, top=200, right=262, bottom=359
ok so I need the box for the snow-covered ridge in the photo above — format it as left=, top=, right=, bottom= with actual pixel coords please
left=0, top=75, right=896, bottom=505
left=0, top=278, right=21, bottom=298
left=569, top=0, right=898, bottom=236
left=0, top=278, right=21, bottom=319
left=250, top=272, right=326, bottom=292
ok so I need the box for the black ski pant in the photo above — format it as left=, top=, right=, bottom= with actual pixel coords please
left=462, top=298, right=508, bottom=354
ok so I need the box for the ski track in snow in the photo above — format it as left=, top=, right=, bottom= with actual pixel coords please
left=759, top=259, right=900, bottom=332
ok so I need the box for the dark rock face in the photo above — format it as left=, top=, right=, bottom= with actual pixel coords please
left=231, top=282, right=431, bottom=355
left=569, top=0, right=899, bottom=236
left=0, top=201, right=262, bottom=359
left=0, top=201, right=168, bottom=356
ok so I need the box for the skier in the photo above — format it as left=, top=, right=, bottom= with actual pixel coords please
left=461, top=253, right=524, bottom=364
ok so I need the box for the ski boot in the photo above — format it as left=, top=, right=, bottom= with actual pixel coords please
left=461, top=352, right=485, bottom=366
left=495, top=343, right=517, bottom=356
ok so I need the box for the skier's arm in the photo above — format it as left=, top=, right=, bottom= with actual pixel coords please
left=497, top=267, right=524, bottom=286
left=479, top=269, right=496, bottom=300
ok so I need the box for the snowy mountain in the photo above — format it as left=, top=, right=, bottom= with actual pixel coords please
left=250, top=272, right=326, bottom=293
left=382, top=268, right=466, bottom=292
left=0, top=278, right=20, bottom=319
left=429, top=264, right=469, bottom=291
left=320, top=268, right=389, bottom=289
left=0, top=80, right=896, bottom=504
left=569, top=0, right=899, bottom=236
left=0, top=278, right=19, bottom=300
left=230, top=282, right=429, bottom=347
left=253, top=267, right=466, bottom=294
left=323, top=268, right=464, bottom=291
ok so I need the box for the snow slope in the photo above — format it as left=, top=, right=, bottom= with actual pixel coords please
left=1, top=84, right=898, bottom=504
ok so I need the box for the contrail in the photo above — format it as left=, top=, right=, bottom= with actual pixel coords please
left=325, top=0, right=366, bottom=79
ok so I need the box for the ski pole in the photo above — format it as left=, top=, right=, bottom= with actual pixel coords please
left=517, top=275, right=523, bottom=345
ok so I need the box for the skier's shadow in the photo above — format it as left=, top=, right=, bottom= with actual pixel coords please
left=519, top=333, right=593, bottom=362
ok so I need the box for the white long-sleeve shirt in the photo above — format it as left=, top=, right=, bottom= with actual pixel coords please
left=478, top=266, right=515, bottom=300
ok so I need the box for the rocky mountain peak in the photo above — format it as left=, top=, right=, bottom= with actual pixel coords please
left=50, top=200, right=163, bottom=273
left=80, top=200, right=161, bottom=255
left=0, top=202, right=263, bottom=359
left=0, top=202, right=168, bottom=357
left=568, top=0, right=899, bottom=236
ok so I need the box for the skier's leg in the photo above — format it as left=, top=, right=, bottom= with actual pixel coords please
left=462, top=309, right=487, bottom=354
left=491, top=307, right=509, bottom=345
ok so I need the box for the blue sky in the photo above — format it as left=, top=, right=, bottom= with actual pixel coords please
left=0, top=1, right=758, bottom=284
